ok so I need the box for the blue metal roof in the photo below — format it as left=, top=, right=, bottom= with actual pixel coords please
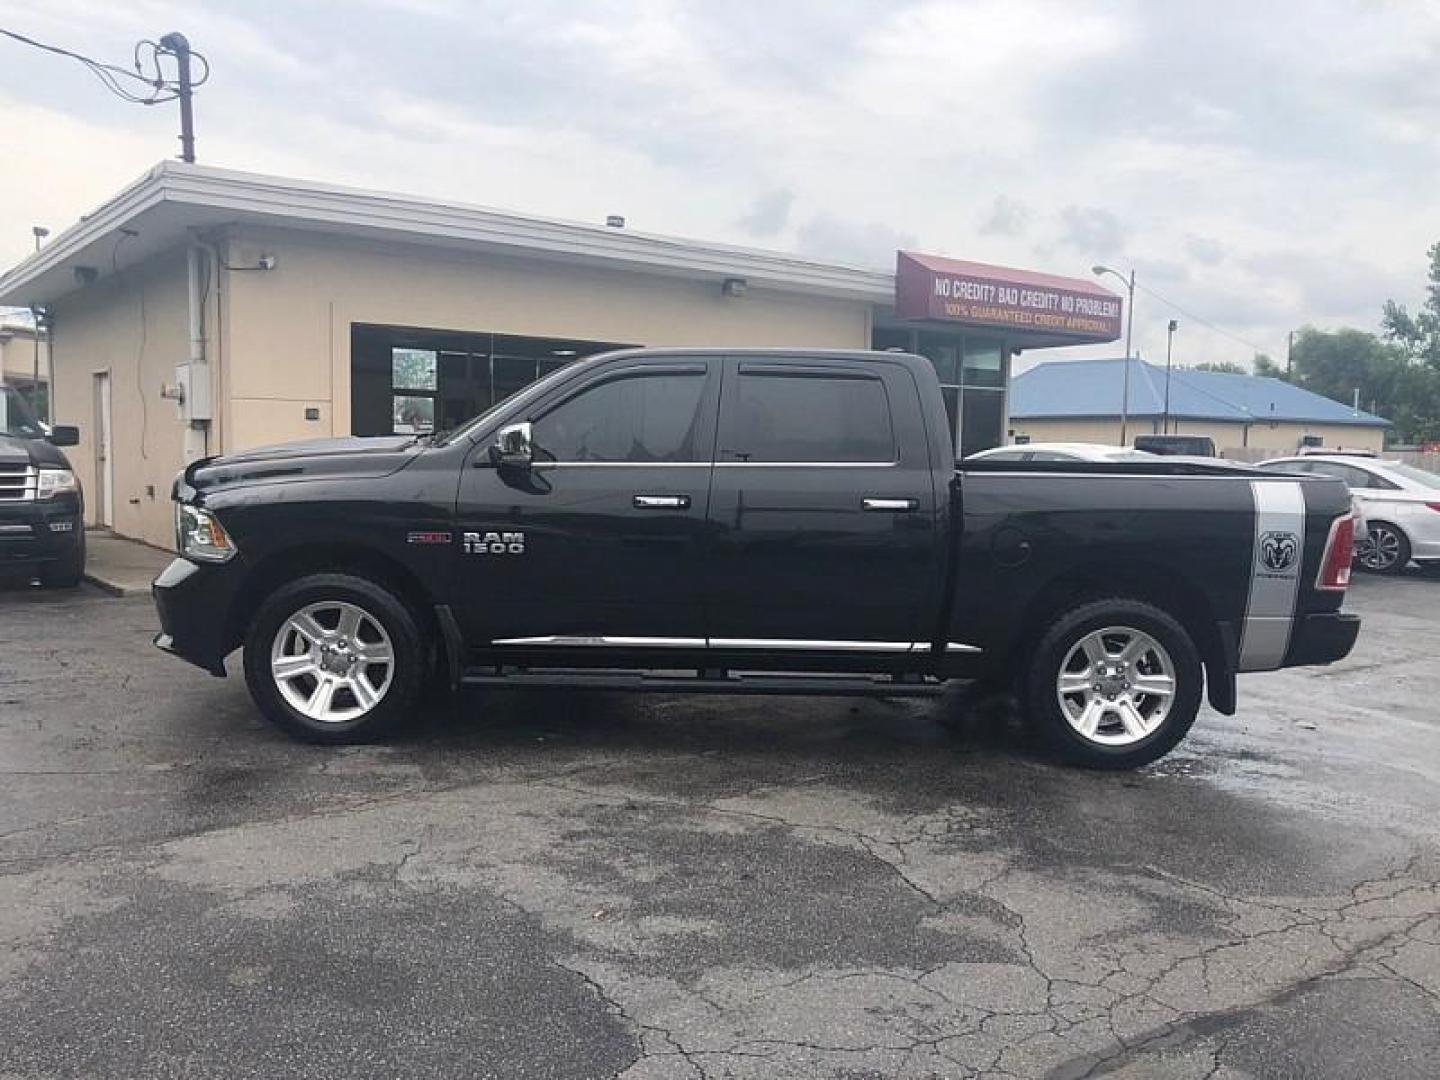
left=1010, top=358, right=1389, bottom=427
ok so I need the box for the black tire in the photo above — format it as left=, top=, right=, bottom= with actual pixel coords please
left=1357, top=522, right=1410, bottom=575
left=1021, top=597, right=1203, bottom=770
left=242, top=572, right=429, bottom=744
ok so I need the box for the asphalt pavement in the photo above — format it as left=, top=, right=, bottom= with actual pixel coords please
left=0, top=572, right=1436, bottom=1078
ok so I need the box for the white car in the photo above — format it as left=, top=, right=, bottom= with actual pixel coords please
left=1259, top=455, right=1440, bottom=574
left=966, top=442, right=1157, bottom=463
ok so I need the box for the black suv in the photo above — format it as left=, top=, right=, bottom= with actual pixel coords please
left=0, top=383, right=85, bottom=587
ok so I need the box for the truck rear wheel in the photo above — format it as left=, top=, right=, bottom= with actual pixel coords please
left=1022, top=598, right=1202, bottom=769
left=242, top=573, right=427, bottom=744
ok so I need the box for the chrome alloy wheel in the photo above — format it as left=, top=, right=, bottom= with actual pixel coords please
left=270, top=600, right=395, bottom=723
left=1056, top=626, right=1176, bottom=746
left=1357, top=525, right=1402, bottom=572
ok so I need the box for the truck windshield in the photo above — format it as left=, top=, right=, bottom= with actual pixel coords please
left=0, top=385, right=46, bottom=439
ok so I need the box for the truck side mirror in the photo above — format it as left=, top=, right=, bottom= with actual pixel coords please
left=47, top=425, right=80, bottom=447
left=492, top=422, right=533, bottom=468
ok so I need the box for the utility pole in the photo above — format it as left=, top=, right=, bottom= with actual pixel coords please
left=1163, top=319, right=1179, bottom=435
left=28, top=306, right=46, bottom=421
left=1092, top=265, right=1137, bottom=445
left=1, top=30, right=205, bottom=165
left=159, top=32, right=196, bottom=163
left=1286, top=330, right=1294, bottom=379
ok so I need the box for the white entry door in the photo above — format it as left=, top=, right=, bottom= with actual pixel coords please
left=92, top=371, right=113, bottom=528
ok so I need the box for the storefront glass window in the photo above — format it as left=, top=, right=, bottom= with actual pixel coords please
left=392, top=348, right=437, bottom=391
left=353, top=326, right=634, bottom=438
left=917, top=332, right=960, bottom=385
left=392, top=394, right=435, bottom=434
left=493, top=355, right=540, bottom=403
left=960, top=388, right=1005, bottom=457
left=962, top=338, right=1004, bottom=388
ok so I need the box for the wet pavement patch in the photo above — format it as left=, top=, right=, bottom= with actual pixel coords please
left=0, top=871, right=638, bottom=1079
left=2, top=574, right=1438, bottom=1078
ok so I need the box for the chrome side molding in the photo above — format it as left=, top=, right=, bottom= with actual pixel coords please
left=489, top=635, right=708, bottom=648
left=490, top=635, right=984, bottom=654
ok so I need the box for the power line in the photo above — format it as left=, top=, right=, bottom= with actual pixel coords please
left=1131, top=279, right=1275, bottom=359
left=0, top=27, right=208, bottom=107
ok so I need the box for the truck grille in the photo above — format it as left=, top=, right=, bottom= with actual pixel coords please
left=0, top=464, right=37, bottom=501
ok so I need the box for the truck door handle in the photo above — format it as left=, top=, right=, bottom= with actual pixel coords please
left=862, top=497, right=918, bottom=512
left=633, top=494, right=691, bottom=509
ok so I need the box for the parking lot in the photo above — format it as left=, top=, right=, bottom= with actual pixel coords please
left=1, top=572, right=1436, bottom=1079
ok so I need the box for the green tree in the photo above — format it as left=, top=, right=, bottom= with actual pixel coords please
left=1288, top=327, right=1439, bottom=443
left=1185, top=361, right=1247, bottom=374
left=1252, top=353, right=1287, bottom=380
left=1382, top=240, right=1440, bottom=368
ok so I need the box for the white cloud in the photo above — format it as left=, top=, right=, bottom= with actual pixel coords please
left=0, top=0, right=1436, bottom=370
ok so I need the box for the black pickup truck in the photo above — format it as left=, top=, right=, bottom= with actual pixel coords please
left=154, top=348, right=1360, bottom=768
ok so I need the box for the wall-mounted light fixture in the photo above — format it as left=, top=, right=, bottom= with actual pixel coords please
left=722, top=277, right=748, bottom=298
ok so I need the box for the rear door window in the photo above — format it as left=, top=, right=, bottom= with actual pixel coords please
left=720, top=370, right=895, bottom=463
left=1308, top=461, right=1385, bottom=489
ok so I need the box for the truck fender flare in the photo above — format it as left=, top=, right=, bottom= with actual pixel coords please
left=434, top=604, right=465, bottom=692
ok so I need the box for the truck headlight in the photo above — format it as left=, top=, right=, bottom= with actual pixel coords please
left=36, top=467, right=78, bottom=500
left=175, top=503, right=237, bottom=563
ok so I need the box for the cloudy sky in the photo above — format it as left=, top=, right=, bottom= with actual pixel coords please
left=1, top=0, right=1437, bottom=366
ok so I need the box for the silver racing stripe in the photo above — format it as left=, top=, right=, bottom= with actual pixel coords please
left=1238, top=480, right=1306, bottom=671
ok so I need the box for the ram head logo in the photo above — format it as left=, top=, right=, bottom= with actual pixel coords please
left=1259, top=531, right=1299, bottom=573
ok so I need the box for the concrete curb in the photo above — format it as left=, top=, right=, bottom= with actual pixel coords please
left=82, top=572, right=146, bottom=598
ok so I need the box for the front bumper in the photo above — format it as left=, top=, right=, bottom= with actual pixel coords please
left=0, top=497, right=83, bottom=572
left=1284, top=612, right=1362, bottom=668
left=152, top=556, right=244, bottom=676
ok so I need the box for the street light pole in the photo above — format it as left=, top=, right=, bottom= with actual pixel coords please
left=1092, top=265, right=1136, bottom=445
left=1163, top=319, right=1179, bottom=435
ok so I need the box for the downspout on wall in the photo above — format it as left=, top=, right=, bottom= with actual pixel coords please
left=183, top=240, right=212, bottom=463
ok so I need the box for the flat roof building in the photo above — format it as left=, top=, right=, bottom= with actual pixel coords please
left=1010, top=357, right=1390, bottom=452
left=0, top=162, right=1120, bottom=547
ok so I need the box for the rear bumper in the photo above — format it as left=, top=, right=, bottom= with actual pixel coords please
left=1284, top=612, right=1361, bottom=668
left=152, top=557, right=241, bottom=676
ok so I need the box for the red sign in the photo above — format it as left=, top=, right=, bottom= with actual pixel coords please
left=895, top=251, right=1123, bottom=342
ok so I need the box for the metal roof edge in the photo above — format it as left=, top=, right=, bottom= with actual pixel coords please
left=0, top=164, right=173, bottom=304
left=2, top=162, right=896, bottom=305
left=1009, top=409, right=1390, bottom=427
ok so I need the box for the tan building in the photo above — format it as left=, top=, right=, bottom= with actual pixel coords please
left=1009, top=358, right=1389, bottom=455
left=0, top=163, right=1121, bottom=548
left=0, top=314, right=49, bottom=417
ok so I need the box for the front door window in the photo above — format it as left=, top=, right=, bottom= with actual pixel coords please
left=533, top=372, right=709, bottom=463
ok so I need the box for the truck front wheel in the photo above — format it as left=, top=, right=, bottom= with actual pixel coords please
left=242, top=573, right=428, bottom=744
left=1022, top=598, right=1202, bottom=769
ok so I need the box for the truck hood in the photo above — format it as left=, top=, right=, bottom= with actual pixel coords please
left=0, top=433, right=71, bottom=469
left=183, top=435, right=424, bottom=494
